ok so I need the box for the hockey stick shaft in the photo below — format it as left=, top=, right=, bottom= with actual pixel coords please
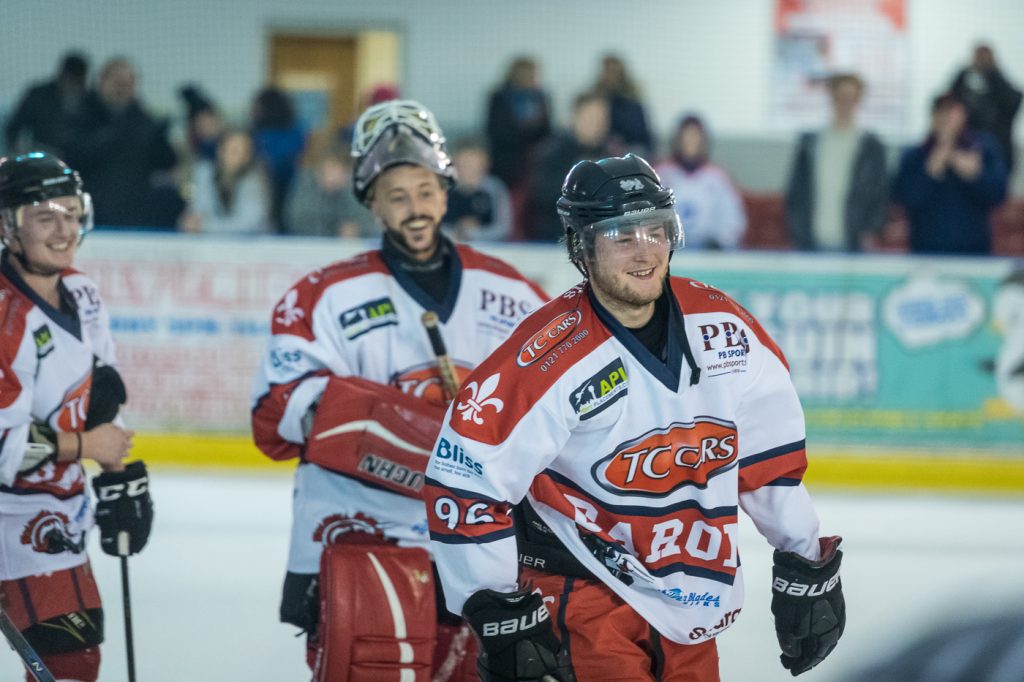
left=421, top=311, right=461, bottom=398
left=119, top=532, right=137, bottom=682
left=0, top=605, right=56, bottom=682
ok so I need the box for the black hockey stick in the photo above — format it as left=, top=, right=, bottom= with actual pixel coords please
left=0, top=605, right=56, bottom=682
left=119, top=531, right=137, bottom=682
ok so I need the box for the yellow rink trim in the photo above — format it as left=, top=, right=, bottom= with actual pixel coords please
left=133, top=433, right=1024, bottom=493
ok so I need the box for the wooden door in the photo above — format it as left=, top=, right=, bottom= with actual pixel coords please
left=269, top=34, right=357, bottom=149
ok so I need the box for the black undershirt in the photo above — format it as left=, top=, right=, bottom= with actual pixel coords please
left=626, top=290, right=669, bottom=361
left=381, top=232, right=452, bottom=304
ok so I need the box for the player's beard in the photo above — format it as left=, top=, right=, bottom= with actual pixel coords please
left=386, top=215, right=441, bottom=260
left=587, top=258, right=668, bottom=309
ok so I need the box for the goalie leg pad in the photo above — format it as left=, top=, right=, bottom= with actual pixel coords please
left=316, top=543, right=437, bottom=681
left=33, top=646, right=101, bottom=682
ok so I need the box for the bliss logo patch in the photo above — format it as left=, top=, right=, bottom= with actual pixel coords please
left=433, top=437, right=484, bottom=478
left=340, top=297, right=398, bottom=339
left=570, top=358, right=628, bottom=420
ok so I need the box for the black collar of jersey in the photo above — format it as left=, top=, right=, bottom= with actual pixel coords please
left=0, top=250, right=81, bottom=341
left=587, top=278, right=700, bottom=392
left=380, top=233, right=463, bottom=323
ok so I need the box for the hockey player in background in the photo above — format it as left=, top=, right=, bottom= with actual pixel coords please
left=0, top=152, right=153, bottom=682
left=426, top=155, right=845, bottom=681
left=251, top=100, right=547, bottom=680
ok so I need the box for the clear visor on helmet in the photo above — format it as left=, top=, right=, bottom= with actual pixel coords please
left=10, top=192, right=94, bottom=243
left=578, top=208, right=684, bottom=255
left=352, top=126, right=451, bottom=195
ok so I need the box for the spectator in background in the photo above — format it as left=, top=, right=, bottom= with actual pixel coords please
left=593, top=54, right=653, bottom=156
left=65, top=57, right=183, bottom=228
left=525, top=91, right=613, bottom=242
left=949, top=43, right=1022, bottom=170
left=892, top=92, right=1008, bottom=255
left=441, top=136, right=511, bottom=242
left=179, top=84, right=225, bottom=163
left=5, top=51, right=89, bottom=157
left=486, top=56, right=552, bottom=190
left=784, top=73, right=888, bottom=251
left=655, top=114, right=746, bottom=249
left=181, top=129, right=270, bottom=235
left=284, top=144, right=375, bottom=237
left=251, top=87, right=306, bottom=232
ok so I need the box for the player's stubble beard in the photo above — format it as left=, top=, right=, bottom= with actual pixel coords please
left=587, top=255, right=668, bottom=312
left=385, top=214, right=442, bottom=262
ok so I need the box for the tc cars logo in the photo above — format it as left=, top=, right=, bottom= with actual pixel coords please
left=392, top=361, right=473, bottom=407
left=592, top=417, right=738, bottom=495
left=517, top=311, right=582, bottom=367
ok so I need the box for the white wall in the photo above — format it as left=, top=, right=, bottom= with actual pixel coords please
left=2, top=0, right=1023, bottom=154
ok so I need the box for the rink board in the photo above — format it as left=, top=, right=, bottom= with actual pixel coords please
left=132, top=432, right=1024, bottom=494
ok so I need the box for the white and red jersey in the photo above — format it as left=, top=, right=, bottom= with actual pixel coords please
left=251, top=241, right=547, bottom=574
left=0, top=256, right=115, bottom=580
left=425, top=277, right=823, bottom=645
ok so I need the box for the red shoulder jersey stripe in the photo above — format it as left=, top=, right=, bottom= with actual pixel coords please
left=455, top=244, right=548, bottom=300
left=449, top=288, right=611, bottom=445
left=269, top=251, right=389, bottom=339
left=670, top=277, right=789, bottom=371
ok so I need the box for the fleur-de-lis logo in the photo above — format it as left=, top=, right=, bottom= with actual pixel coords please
left=619, top=178, right=644, bottom=191
left=456, top=373, right=504, bottom=425
left=274, top=289, right=304, bottom=326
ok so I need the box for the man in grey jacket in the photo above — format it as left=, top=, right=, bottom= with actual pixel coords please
left=784, top=73, right=889, bottom=252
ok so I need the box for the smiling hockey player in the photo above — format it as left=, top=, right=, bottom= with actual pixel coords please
left=251, top=100, right=546, bottom=681
left=426, top=154, right=845, bottom=681
left=0, top=152, right=152, bottom=682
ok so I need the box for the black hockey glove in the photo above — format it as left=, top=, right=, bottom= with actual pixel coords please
left=463, top=589, right=575, bottom=682
left=91, top=461, right=154, bottom=556
left=771, top=536, right=845, bottom=676
left=85, top=361, right=127, bottom=429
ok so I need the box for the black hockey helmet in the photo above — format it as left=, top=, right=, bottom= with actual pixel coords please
left=557, top=154, right=682, bottom=274
left=0, top=152, right=93, bottom=243
left=350, top=100, right=456, bottom=205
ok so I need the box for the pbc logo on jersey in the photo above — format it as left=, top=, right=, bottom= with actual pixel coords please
left=340, top=297, right=398, bottom=340
left=592, top=417, right=738, bottom=495
left=33, top=324, right=55, bottom=359
left=517, top=311, right=582, bottom=367
left=570, top=358, right=628, bottom=420
left=699, top=321, right=749, bottom=354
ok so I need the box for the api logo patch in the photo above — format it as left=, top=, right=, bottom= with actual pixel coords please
left=570, top=358, right=628, bottom=420
left=33, top=324, right=54, bottom=359
left=340, top=297, right=398, bottom=340
left=592, top=417, right=738, bottom=495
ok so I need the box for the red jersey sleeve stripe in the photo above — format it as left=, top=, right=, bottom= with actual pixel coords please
left=738, top=440, right=808, bottom=492
left=251, top=369, right=331, bottom=461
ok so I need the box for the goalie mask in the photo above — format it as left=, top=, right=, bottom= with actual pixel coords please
left=557, top=154, right=682, bottom=277
left=350, top=100, right=456, bottom=205
left=0, top=152, right=94, bottom=247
